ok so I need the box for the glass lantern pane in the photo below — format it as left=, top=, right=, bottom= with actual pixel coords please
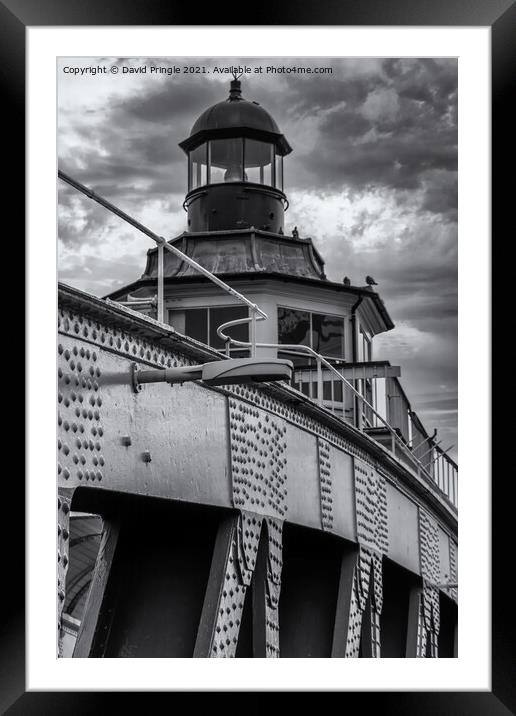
left=244, top=139, right=273, bottom=186
left=275, top=154, right=283, bottom=190
left=189, top=143, right=207, bottom=190
left=209, top=138, right=244, bottom=183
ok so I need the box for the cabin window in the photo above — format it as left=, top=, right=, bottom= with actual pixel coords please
left=277, top=308, right=311, bottom=349
left=311, top=313, right=345, bottom=357
left=278, top=307, right=346, bottom=405
left=168, top=306, right=249, bottom=353
left=277, top=307, right=345, bottom=359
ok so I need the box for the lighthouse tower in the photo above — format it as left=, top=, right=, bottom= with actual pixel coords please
left=108, top=77, right=395, bottom=417
left=179, top=76, right=291, bottom=234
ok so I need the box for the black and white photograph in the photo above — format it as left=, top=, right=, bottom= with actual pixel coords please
left=56, top=56, right=458, bottom=659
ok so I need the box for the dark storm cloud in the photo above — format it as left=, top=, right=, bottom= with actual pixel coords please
left=297, top=98, right=456, bottom=214
left=383, top=58, right=457, bottom=113
left=59, top=120, right=186, bottom=201
left=59, top=250, right=144, bottom=295
left=118, top=76, right=222, bottom=125
left=250, top=58, right=458, bottom=218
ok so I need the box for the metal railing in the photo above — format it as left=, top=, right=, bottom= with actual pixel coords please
left=59, top=169, right=457, bottom=505
left=216, top=316, right=447, bottom=487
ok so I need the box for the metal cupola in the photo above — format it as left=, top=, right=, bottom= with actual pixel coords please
left=179, top=77, right=292, bottom=233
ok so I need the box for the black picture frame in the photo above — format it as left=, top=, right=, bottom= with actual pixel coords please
left=6, top=0, right=513, bottom=712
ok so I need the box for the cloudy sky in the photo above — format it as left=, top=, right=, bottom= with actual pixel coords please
left=58, top=56, right=457, bottom=459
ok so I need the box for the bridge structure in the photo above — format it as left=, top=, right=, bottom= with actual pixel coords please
left=57, top=282, right=457, bottom=658
left=57, top=75, right=457, bottom=659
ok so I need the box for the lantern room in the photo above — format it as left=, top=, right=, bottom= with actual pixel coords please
left=179, top=78, right=292, bottom=233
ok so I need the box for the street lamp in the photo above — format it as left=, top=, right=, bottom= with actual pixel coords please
left=131, top=357, right=293, bottom=393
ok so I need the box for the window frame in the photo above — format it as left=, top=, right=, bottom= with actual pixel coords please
left=168, top=305, right=250, bottom=353
left=277, top=304, right=346, bottom=360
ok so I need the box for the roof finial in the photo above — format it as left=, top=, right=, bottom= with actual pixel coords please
left=229, top=71, right=243, bottom=101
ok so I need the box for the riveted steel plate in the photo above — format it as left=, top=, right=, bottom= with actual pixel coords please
left=325, top=445, right=356, bottom=541
left=58, top=336, right=231, bottom=507
left=228, top=398, right=287, bottom=518
left=438, top=526, right=452, bottom=585
left=385, top=482, right=420, bottom=574
left=284, top=429, right=320, bottom=529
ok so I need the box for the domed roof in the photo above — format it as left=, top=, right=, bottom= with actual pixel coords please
left=190, top=79, right=281, bottom=135
left=179, top=79, right=292, bottom=155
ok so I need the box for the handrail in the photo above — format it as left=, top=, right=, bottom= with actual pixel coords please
left=216, top=317, right=440, bottom=485
left=58, top=169, right=267, bottom=352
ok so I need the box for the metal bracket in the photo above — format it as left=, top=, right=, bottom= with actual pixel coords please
left=131, top=362, right=142, bottom=393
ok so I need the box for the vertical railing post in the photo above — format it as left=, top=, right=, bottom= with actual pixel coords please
left=250, top=307, right=257, bottom=358
left=355, top=385, right=363, bottom=431
left=316, top=357, right=323, bottom=407
left=157, top=242, right=164, bottom=324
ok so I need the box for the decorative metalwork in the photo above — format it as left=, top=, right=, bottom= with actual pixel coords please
left=449, top=539, right=458, bottom=603
left=417, top=508, right=441, bottom=657
left=344, top=579, right=363, bottom=657
left=342, top=548, right=382, bottom=658
left=230, top=382, right=375, bottom=463
left=210, top=529, right=247, bottom=658
left=236, top=511, right=263, bottom=586
left=57, top=339, right=104, bottom=486
left=228, top=398, right=287, bottom=518
left=318, top=438, right=333, bottom=531
left=209, top=511, right=284, bottom=658
left=340, top=459, right=390, bottom=657
left=354, top=458, right=388, bottom=554
left=58, top=307, right=190, bottom=371
left=264, top=517, right=283, bottom=657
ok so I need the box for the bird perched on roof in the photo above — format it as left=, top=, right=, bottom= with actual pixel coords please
left=365, top=275, right=378, bottom=287
left=292, top=226, right=299, bottom=238
left=343, top=276, right=351, bottom=286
